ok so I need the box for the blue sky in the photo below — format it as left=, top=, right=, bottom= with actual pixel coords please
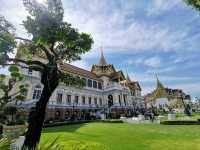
left=0, top=0, right=200, bottom=98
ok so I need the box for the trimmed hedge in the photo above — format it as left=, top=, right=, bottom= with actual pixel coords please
left=161, top=120, right=200, bottom=125
left=43, top=119, right=123, bottom=128
left=96, top=119, right=123, bottom=123
left=43, top=120, right=91, bottom=128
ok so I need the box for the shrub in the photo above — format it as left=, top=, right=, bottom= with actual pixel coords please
left=6, top=121, right=16, bottom=126
left=15, top=119, right=25, bottom=125
left=98, top=119, right=123, bottom=123
left=161, top=120, right=200, bottom=125
left=43, top=120, right=123, bottom=128
left=0, top=138, right=11, bottom=150
left=43, top=120, right=91, bottom=128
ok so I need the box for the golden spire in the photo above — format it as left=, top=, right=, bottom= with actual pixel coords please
left=98, top=47, right=107, bottom=66
left=154, top=74, right=168, bottom=98
left=155, top=74, right=164, bottom=89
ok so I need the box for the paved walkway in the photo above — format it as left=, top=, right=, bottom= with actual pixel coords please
left=121, top=118, right=160, bottom=124
left=11, top=136, right=25, bottom=150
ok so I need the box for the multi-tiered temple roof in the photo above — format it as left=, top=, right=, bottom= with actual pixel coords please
left=145, top=75, right=191, bottom=103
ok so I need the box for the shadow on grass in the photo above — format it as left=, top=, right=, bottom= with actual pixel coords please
left=42, top=123, right=87, bottom=133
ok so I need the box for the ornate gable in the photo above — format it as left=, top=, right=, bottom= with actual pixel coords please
left=91, top=48, right=116, bottom=77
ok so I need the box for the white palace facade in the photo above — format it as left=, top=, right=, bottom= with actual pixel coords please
left=18, top=49, right=144, bottom=120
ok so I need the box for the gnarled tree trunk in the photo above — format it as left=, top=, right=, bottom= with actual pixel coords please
left=23, top=65, right=59, bottom=149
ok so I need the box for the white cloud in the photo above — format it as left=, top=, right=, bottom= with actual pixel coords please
left=0, top=0, right=28, bottom=37
left=146, top=0, right=183, bottom=16
left=0, top=0, right=198, bottom=56
left=127, top=56, right=161, bottom=68
left=170, top=83, right=200, bottom=96
left=61, top=0, right=197, bottom=57
left=144, top=56, right=161, bottom=68
left=129, top=72, right=195, bottom=83
left=146, top=66, right=177, bottom=74
left=70, top=60, right=91, bottom=70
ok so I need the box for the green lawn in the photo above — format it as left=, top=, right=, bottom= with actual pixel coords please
left=41, top=123, right=200, bottom=150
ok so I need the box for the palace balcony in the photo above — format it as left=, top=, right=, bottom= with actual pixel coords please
left=103, top=82, right=129, bottom=91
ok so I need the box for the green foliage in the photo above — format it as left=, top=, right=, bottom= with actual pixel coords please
left=161, top=120, right=200, bottom=125
left=9, top=65, right=24, bottom=81
left=0, top=137, right=63, bottom=150
left=8, top=65, right=19, bottom=72
left=0, top=16, right=16, bottom=66
left=22, top=0, right=93, bottom=62
left=34, top=138, right=64, bottom=150
left=60, top=73, right=86, bottom=88
left=23, top=0, right=63, bottom=44
left=0, top=137, right=108, bottom=150
left=185, top=0, right=200, bottom=12
left=1, top=1, right=93, bottom=147
left=16, top=43, right=34, bottom=60
left=62, top=140, right=108, bottom=150
left=0, top=65, right=28, bottom=109
left=0, top=138, right=11, bottom=150
left=0, top=74, right=6, bottom=82
left=42, top=123, right=200, bottom=150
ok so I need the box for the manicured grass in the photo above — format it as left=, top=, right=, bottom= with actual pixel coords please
left=41, top=123, right=200, bottom=150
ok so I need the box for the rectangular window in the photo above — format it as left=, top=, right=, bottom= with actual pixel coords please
left=98, top=82, right=102, bottom=89
left=32, top=89, right=41, bottom=100
left=67, top=95, right=71, bottom=105
left=118, top=95, right=121, bottom=106
left=75, top=96, right=79, bottom=105
left=88, top=97, right=92, bottom=105
left=88, top=79, right=92, bottom=87
left=123, top=94, right=127, bottom=106
left=99, top=98, right=102, bottom=106
left=93, top=81, right=97, bottom=88
left=94, top=98, right=97, bottom=105
left=82, top=96, right=86, bottom=105
left=57, top=93, right=63, bottom=104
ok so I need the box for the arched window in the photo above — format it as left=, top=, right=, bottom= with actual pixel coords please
left=32, top=84, right=42, bottom=100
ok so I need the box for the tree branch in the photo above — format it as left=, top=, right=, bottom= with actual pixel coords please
left=15, top=37, right=33, bottom=43
left=8, top=58, right=46, bottom=69
left=37, top=44, right=54, bottom=61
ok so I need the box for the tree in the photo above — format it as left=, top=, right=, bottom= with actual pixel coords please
left=0, top=0, right=93, bottom=149
left=184, top=0, right=200, bottom=12
left=0, top=65, right=28, bottom=110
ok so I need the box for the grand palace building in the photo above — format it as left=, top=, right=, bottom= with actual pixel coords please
left=18, top=49, right=144, bottom=120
